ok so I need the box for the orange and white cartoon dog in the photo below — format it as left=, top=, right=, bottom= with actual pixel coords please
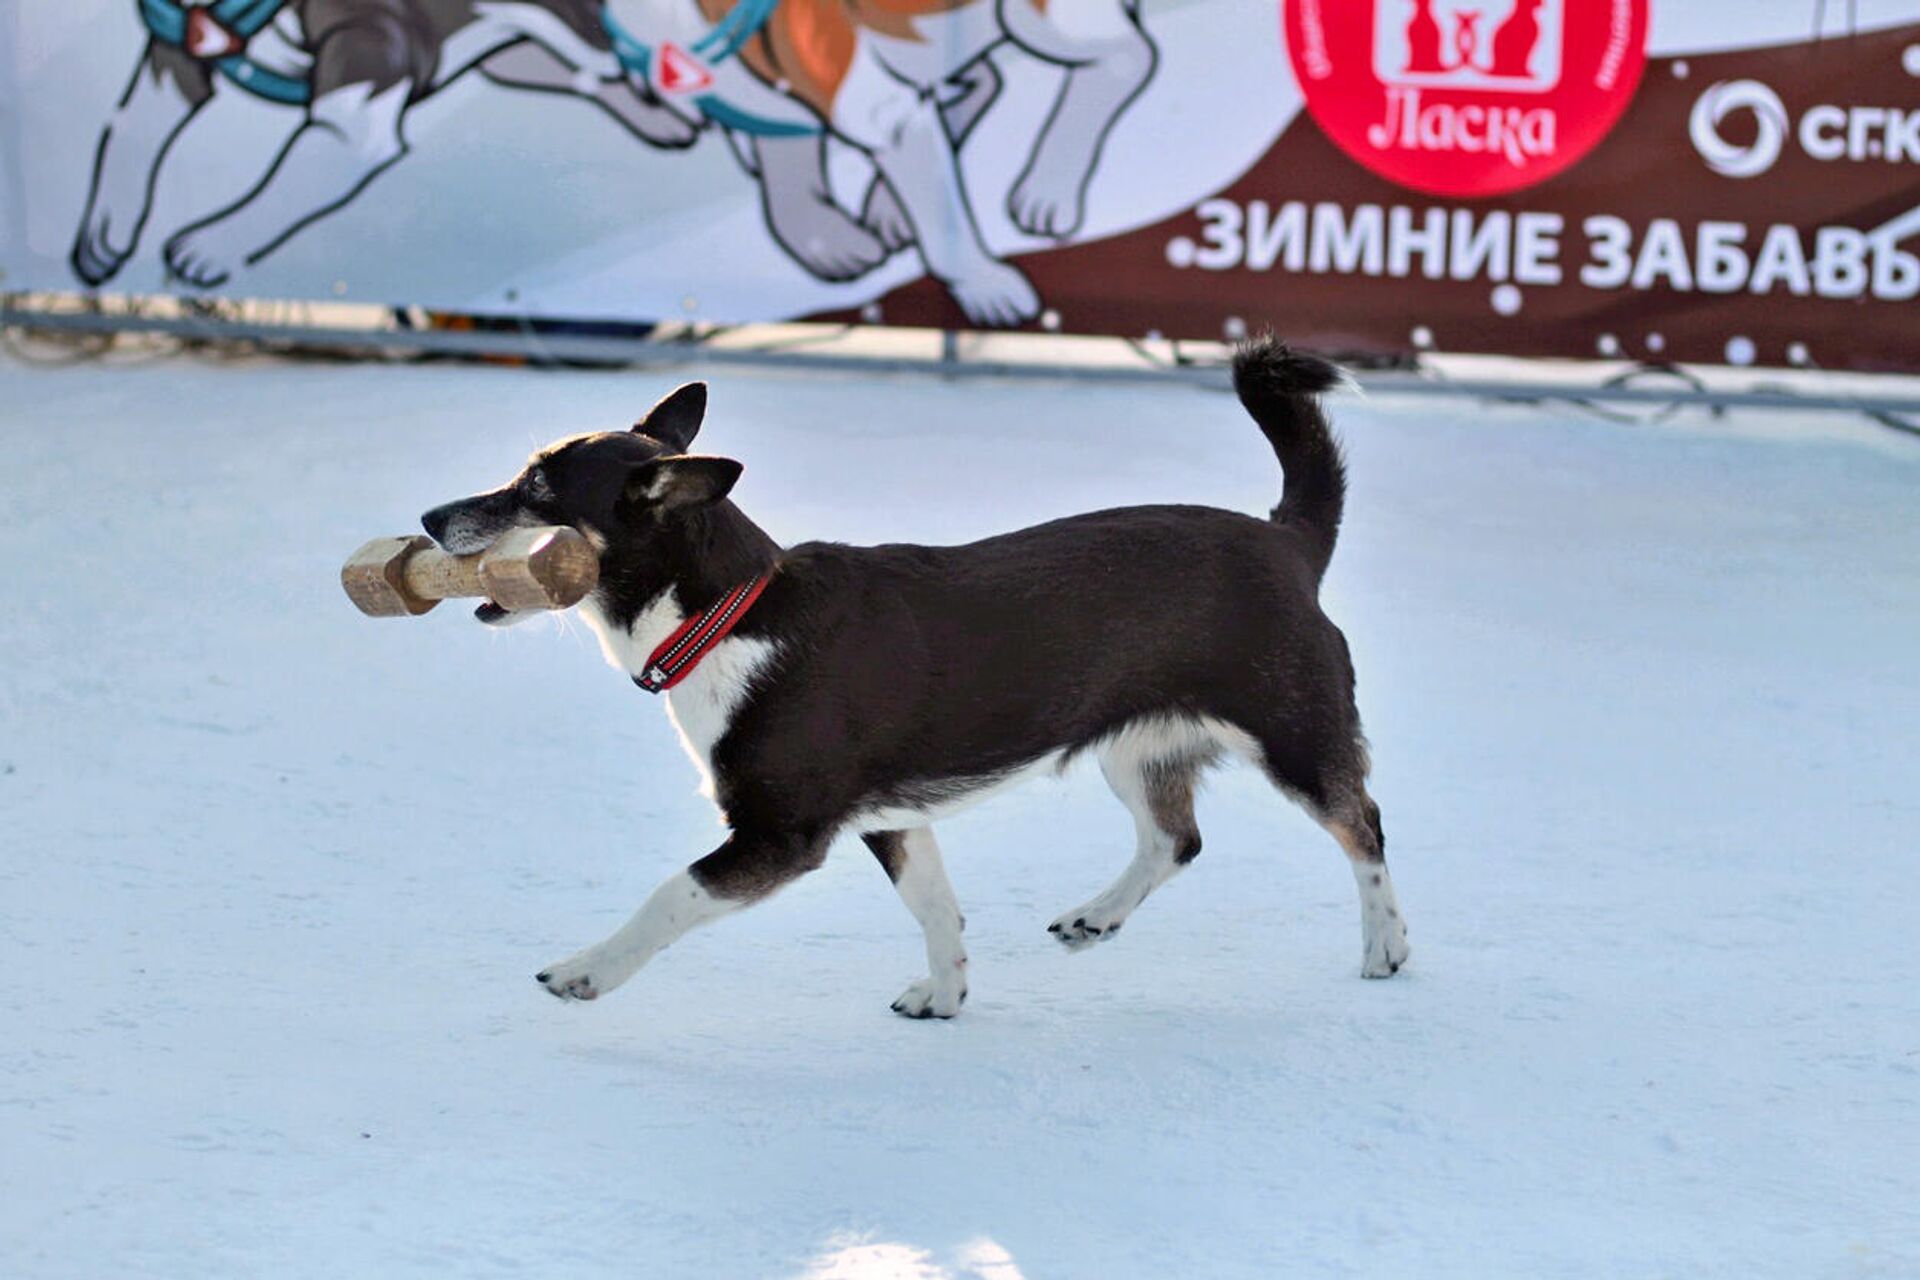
left=670, top=0, right=1159, bottom=325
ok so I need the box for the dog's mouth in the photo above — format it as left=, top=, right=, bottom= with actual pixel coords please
left=474, top=600, right=543, bottom=628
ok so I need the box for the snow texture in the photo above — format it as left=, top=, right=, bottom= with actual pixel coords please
left=1, top=351, right=1916, bottom=1278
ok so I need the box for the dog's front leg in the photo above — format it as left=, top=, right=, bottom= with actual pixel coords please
left=860, top=59, right=1002, bottom=253
left=72, top=44, right=215, bottom=286
left=862, top=828, right=968, bottom=1018
left=833, top=43, right=1037, bottom=327
left=536, top=829, right=825, bottom=1002
left=163, top=27, right=418, bottom=288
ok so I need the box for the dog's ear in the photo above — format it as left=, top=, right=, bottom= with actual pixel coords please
left=618, top=455, right=742, bottom=521
left=631, top=382, right=707, bottom=451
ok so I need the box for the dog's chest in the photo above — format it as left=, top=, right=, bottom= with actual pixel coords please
left=864, top=5, right=1003, bottom=84
left=580, top=593, right=776, bottom=794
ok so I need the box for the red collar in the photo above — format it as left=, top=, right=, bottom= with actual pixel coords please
left=633, top=576, right=772, bottom=694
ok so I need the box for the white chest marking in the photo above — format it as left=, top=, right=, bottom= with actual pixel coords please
left=866, top=8, right=1004, bottom=89
left=579, top=592, right=778, bottom=798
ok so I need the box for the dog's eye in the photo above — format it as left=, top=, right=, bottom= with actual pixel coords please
left=525, top=467, right=552, bottom=499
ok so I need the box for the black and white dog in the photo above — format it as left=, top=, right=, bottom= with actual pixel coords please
left=421, top=339, right=1408, bottom=1017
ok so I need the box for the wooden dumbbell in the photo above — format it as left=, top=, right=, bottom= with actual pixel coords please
left=341, top=526, right=598, bottom=617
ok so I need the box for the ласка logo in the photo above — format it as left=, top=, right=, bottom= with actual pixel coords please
left=1287, top=0, right=1648, bottom=197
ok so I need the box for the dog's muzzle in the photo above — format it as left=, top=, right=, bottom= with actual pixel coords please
left=421, top=496, right=535, bottom=625
left=420, top=499, right=501, bottom=556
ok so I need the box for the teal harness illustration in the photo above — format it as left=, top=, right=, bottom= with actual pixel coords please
left=137, top=0, right=817, bottom=135
left=138, top=0, right=309, bottom=105
left=601, top=0, right=819, bottom=138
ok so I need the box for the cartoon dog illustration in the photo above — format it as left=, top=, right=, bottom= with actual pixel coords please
left=73, top=0, right=698, bottom=292
left=73, top=0, right=1157, bottom=327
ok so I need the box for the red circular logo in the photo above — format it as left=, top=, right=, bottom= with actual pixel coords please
left=1285, top=0, right=1648, bottom=196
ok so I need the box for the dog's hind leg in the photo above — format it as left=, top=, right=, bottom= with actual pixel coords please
left=536, top=828, right=826, bottom=1002
left=1315, top=791, right=1409, bottom=978
left=1001, top=0, right=1156, bottom=239
left=1049, top=731, right=1206, bottom=950
left=862, top=828, right=968, bottom=1019
left=1258, top=738, right=1410, bottom=979
left=72, top=43, right=215, bottom=286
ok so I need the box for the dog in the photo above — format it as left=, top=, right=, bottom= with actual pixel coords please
left=73, top=0, right=1156, bottom=327
left=420, top=338, right=1409, bottom=1017
left=73, top=0, right=698, bottom=290
left=667, top=0, right=1159, bottom=326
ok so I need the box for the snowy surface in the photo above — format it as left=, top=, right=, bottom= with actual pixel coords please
left=2, top=350, right=1916, bottom=1278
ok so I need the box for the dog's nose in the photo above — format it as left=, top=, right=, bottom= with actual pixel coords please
left=420, top=503, right=455, bottom=544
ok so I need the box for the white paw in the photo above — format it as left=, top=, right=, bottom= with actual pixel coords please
left=946, top=261, right=1040, bottom=328
left=776, top=202, right=889, bottom=282
left=859, top=181, right=916, bottom=252
left=536, top=947, right=617, bottom=1002
left=72, top=213, right=133, bottom=286
left=1007, top=168, right=1085, bottom=240
left=891, top=976, right=966, bottom=1019
left=164, top=222, right=243, bottom=289
left=1047, top=902, right=1126, bottom=951
left=1361, top=913, right=1410, bottom=978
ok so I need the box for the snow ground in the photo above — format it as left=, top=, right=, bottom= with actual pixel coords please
left=1, top=350, right=1916, bottom=1279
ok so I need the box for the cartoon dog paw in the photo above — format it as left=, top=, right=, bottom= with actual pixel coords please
left=783, top=208, right=887, bottom=280
left=71, top=212, right=134, bottom=286
left=859, top=181, right=916, bottom=253
left=618, top=81, right=701, bottom=149
left=946, top=260, right=1040, bottom=329
left=1007, top=168, right=1086, bottom=240
left=163, top=221, right=244, bottom=289
left=772, top=199, right=890, bottom=282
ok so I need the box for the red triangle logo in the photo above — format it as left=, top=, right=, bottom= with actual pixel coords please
left=655, top=42, right=713, bottom=95
left=184, top=7, right=245, bottom=59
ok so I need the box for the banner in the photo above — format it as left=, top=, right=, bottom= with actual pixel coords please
left=3, top=2, right=1917, bottom=370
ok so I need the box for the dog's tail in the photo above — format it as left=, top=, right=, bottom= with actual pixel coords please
left=1231, top=336, right=1348, bottom=585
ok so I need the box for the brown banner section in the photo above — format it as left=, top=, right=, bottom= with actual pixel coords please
left=824, top=24, right=1920, bottom=373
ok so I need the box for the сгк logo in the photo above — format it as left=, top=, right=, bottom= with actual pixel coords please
left=1689, top=80, right=1789, bottom=178
left=1287, top=0, right=1649, bottom=196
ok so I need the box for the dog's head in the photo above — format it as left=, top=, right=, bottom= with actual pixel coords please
left=420, top=382, right=742, bottom=626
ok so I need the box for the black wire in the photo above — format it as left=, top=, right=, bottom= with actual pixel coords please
left=725, top=323, right=858, bottom=354
left=0, top=292, right=114, bottom=365
left=1123, top=337, right=1173, bottom=369
left=9, top=292, right=1920, bottom=439
left=1789, top=350, right=1920, bottom=438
